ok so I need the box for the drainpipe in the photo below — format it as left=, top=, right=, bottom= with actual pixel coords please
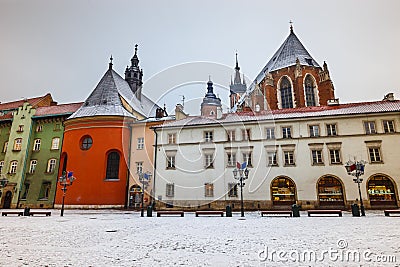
left=124, top=123, right=133, bottom=209
left=152, top=127, right=158, bottom=209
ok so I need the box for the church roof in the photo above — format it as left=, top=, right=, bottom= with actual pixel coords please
left=255, top=27, right=320, bottom=83
left=69, top=67, right=158, bottom=119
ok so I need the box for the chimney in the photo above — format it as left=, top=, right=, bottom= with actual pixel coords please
left=383, top=93, right=395, bottom=101
left=327, top=98, right=340, bottom=106
left=175, top=104, right=187, bottom=120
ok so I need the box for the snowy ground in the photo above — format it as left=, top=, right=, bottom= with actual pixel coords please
left=0, top=209, right=399, bottom=267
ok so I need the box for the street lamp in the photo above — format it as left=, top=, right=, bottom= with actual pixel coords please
left=58, top=171, right=76, bottom=217
left=345, top=160, right=367, bottom=216
left=232, top=167, right=249, bottom=217
left=138, top=171, right=152, bottom=217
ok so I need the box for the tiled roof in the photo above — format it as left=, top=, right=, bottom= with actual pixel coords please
left=255, top=29, right=320, bottom=83
left=0, top=93, right=53, bottom=111
left=157, top=100, right=400, bottom=128
left=69, top=68, right=158, bottom=119
left=34, top=102, right=83, bottom=117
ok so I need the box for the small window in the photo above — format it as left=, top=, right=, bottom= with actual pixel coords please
left=228, top=182, right=238, bottom=197
left=137, top=137, right=144, bottom=150
left=329, top=149, right=341, bottom=164
left=80, top=136, right=93, bottom=150
left=9, top=160, right=18, bottom=174
left=21, top=183, right=30, bottom=200
left=33, top=139, right=41, bottom=151
left=0, top=161, right=4, bottom=174
left=227, top=152, right=236, bottom=167
left=39, top=182, right=51, bottom=200
left=364, top=121, right=376, bottom=134
left=227, top=130, right=235, bottom=142
left=283, top=151, right=295, bottom=166
left=311, top=150, right=323, bottom=165
left=17, top=125, right=24, bottom=132
left=243, top=152, right=252, bottom=167
left=166, top=183, right=175, bottom=197
left=242, top=129, right=251, bottom=141
left=13, top=138, right=22, bottom=151
left=204, top=183, right=214, bottom=197
left=326, top=124, right=337, bottom=136
left=36, top=125, right=43, bottom=132
left=369, top=148, right=382, bottom=163
left=383, top=120, right=395, bottom=133
left=29, top=160, right=37, bottom=174
left=282, top=127, right=292, bottom=139
left=204, top=131, right=213, bottom=142
left=167, top=134, right=176, bottom=144
left=267, top=151, right=278, bottom=166
left=166, top=155, right=176, bottom=169
left=266, top=127, right=275, bottom=140
left=105, top=152, right=120, bottom=179
left=46, top=159, right=57, bottom=173
left=54, top=123, right=61, bottom=131
left=51, top=137, right=60, bottom=150
left=3, top=141, right=8, bottom=153
left=204, top=154, right=214, bottom=168
left=136, top=162, right=143, bottom=174
left=309, top=125, right=320, bottom=137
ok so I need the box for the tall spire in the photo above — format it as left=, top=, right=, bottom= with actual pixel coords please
left=109, top=55, right=113, bottom=70
left=131, top=44, right=139, bottom=67
left=289, top=20, right=293, bottom=33
left=235, top=52, right=240, bottom=71
left=234, top=52, right=242, bottom=84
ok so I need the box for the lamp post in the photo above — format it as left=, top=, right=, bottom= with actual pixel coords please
left=345, top=160, right=367, bottom=216
left=232, top=167, right=249, bottom=217
left=58, top=171, right=76, bottom=217
left=138, top=171, right=151, bottom=217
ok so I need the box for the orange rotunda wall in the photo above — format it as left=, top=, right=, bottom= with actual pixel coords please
left=55, top=116, right=132, bottom=208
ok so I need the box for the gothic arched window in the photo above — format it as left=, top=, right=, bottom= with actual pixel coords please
left=305, top=75, right=317, bottom=107
left=280, top=77, right=293, bottom=109
left=106, top=151, right=120, bottom=180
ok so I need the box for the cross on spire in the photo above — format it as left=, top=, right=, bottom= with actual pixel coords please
left=134, top=44, right=138, bottom=55
left=109, top=55, right=113, bottom=69
left=289, top=20, right=293, bottom=33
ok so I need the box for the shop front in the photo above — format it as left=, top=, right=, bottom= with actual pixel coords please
left=271, top=176, right=297, bottom=206
left=317, top=176, right=345, bottom=208
left=129, top=185, right=142, bottom=208
left=367, top=175, right=398, bottom=208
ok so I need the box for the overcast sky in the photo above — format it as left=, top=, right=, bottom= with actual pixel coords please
left=1, top=0, right=399, bottom=114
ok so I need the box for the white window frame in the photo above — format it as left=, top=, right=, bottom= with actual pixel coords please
left=243, top=152, right=253, bottom=167
left=267, top=151, right=278, bottom=166
left=136, top=162, right=143, bottom=174
left=13, top=138, right=22, bottom=151
left=204, top=131, right=213, bottom=142
left=329, top=149, right=341, bottom=164
left=228, top=182, right=238, bottom=197
left=0, top=161, right=4, bottom=174
left=9, top=160, right=18, bottom=174
left=383, top=120, right=395, bottom=133
left=242, top=129, right=251, bottom=141
left=51, top=137, right=60, bottom=150
left=266, top=127, right=275, bottom=140
left=137, top=137, right=144, bottom=150
left=283, top=151, right=295, bottom=166
left=311, top=150, right=323, bottom=165
left=29, top=160, right=37, bottom=174
left=227, top=152, right=236, bottom=167
left=326, top=124, right=337, bottom=136
left=167, top=133, right=176, bottom=144
left=3, top=141, right=8, bottom=153
left=166, top=155, right=176, bottom=169
left=282, top=127, right=292, bottom=139
left=227, top=130, right=236, bottom=142
left=204, top=154, right=214, bottom=168
left=33, top=139, right=41, bottom=151
left=369, top=147, right=382, bottom=163
left=47, top=159, right=57, bottom=173
left=166, top=183, right=175, bottom=197
left=204, top=183, right=214, bottom=197
left=36, top=125, right=43, bottom=132
left=309, top=125, right=320, bottom=137
left=364, top=121, right=376, bottom=134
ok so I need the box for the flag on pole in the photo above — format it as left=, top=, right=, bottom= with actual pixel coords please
left=143, top=173, right=150, bottom=180
left=236, top=162, right=241, bottom=169
left=349, top=164, right=356, bottom=172
left=241, top=162, right=247, bottom=169
left=67, top=171, right=73, bottom=178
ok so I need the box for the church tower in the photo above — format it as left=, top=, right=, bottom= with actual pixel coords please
left=235, top=25, right=335, bottom=111
left=125, top=44, right=143, bottom=100
left=229, top=53, right=247, bottom=109
left=201, top=78, right=222, bottom=119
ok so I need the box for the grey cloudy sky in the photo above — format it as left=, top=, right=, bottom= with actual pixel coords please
left=1, top=0, right=399, bottom=114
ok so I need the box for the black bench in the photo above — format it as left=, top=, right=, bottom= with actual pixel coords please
left=2, top=211, right=23, bottom=216
left=261, top=210, right=292, bottom=217
left=29, top=211, right=51, bottom=216
left=384, top=210, right=400, bottom=216
left=308, top=210, right=342, bottom=217
left=195, top=211, right=224, bottom=217
left=157, top=211, right=184, bottom=217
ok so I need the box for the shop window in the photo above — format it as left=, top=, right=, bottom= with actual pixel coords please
left=318, top=177, right=344, bottom=206
left=204, top=183, right=214, bottom=197
left=137, top=137, right=144, bottom=150
left=80, top=136, right=92, bottom=150
left=105, top=152, right=120, bottom=180
left=33, top=139, right=41, bottom=151
left=271, top=177, right=296, bottom=205
left=228, top=183, right=238, bottom=197
left=166, top=183, right=175, bottom=197
left=368, top=176, right=397, bottom=207
left=326, top=124, right=337, bottom=136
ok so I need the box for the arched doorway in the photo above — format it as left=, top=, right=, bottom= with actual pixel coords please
left=3, top=191, right=12, bottom=209
left=129, top=185, right=142, bottom=208
left=367, top=175, right=398, bottom=208
left=271, top=177, right=297, bottom=206
left=317, top=176, right=345, bottom=207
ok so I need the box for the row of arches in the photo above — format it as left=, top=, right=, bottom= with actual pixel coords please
left=271, top=174, right=398, bottom=207
left=278, top=74, right=318, bottom=109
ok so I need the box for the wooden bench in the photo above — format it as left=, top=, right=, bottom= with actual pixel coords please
left=308, top=210, right=342, bottom=217
left=2, top=211, right=24, bottom=216
left=384, top=210, right=400, bottom=216
left=29, top=211, right=51, bottom=216
left=157, top=211, right=184, bottom=217
left=195, top=211, right=224, bottom=217
left=261, top=210, right=292, bottom=217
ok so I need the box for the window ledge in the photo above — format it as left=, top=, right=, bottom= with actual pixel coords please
left=284, top=164, right=296, bottom=167
left=268, top=164, right=279, bottom=167
left=166, top=167, right=176, bottom=170
left=104, top=178, right=120, bottom=181
left=312, top=163, right=325, bottom=166
left=12, top=149, right=21, bottom=152
left=44, top=171, right=55, bottom=175
left=370, top=161, right=384, bottom=164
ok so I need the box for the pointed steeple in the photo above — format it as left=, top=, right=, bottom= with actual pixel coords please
left=201, top=77, right=222, bottom=118
left=125, top=44, right=143, bottom=100
left=109, top=55, right=113, bottom=70
left=131, top=44, right=139, bottom=67
left=234, top=52, right=242, bottom=84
